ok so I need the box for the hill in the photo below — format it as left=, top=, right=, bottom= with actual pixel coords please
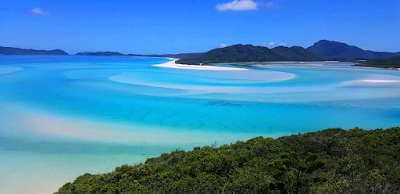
left=307, top=40, right=400, bottom=60
left=177, top=44, right=324, bottom=65
left=0, top=46, right=68, bottom=55
left=56, top=127, right=400, bottom=194
left=356, top=56, right=400, bottom=68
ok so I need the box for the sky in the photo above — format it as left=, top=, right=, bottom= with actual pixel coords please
left=1, top=0, right=399, bottom=55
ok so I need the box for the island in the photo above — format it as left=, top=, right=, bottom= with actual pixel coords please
left=307, top=40, right=400, bottom=60
left=0, top=46, right=69, bottom=55
left=355, top=56, right=400, bottom=69
left=56, top=127, right=400, bottom=194
left=176, top=44, right=324, bottom=65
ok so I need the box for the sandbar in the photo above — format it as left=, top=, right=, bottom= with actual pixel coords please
left=153, top=60, right=248, bottom=71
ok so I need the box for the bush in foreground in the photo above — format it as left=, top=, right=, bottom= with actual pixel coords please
left=56, top=127, right=400, bottom=194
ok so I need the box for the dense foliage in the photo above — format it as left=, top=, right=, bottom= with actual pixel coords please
left=176, top=44, right=324, bottom=65
left=356, top=56, right=400, bottom=68
left=56, top=127, right=400, bottom=194
left=307, top=40, right=400, bottom=60
left=0, top=46, right=69, bottom=55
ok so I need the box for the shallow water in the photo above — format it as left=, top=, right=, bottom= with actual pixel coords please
left=0, top=56, right=399, bottom=193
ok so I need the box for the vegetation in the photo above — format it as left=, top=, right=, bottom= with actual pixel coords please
left=177, top=44, right=324, bottom=65
left=355, top=56, right=400, bottom=68
left=307, top=40, right=400, bottom=60
left=0, top=46, right=69, bottom=55
left=56, top=127, right=400, bottom=194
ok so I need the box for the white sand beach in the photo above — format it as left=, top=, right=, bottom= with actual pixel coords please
left=153, top=60, right=248, bottom=71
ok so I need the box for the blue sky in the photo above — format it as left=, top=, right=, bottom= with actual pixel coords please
left=1, top=0, right=399, bottom=54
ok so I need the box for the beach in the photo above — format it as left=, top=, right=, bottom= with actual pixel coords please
left=153, top=60, right=248, bottom=71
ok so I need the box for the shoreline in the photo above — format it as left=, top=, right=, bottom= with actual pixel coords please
left=153, top=60, right=248, bottom=71
left=352, top=64, right=400, bottom=71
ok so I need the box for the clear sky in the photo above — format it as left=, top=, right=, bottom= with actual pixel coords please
left=1, top=0, right=399, bottom=55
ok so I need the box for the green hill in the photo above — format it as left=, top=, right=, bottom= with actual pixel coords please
left=176, top=44, right=324, bottom=65
left=177, top=44, right=323, bottom=65
left=356, top=56, right=400, bottom=68
left=56, top=127, right=400, bottom=194
left=307, top=40, right=400, bottom=60
left=0, top=46, right=68, bottom=55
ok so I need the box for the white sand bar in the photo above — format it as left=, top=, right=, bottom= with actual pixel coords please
left=360, top=80, right=400, bottom=83
left=153, top=60, right=248, bottom=71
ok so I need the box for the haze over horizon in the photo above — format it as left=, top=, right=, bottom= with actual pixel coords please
left=1, top=0, right=399, bottom=54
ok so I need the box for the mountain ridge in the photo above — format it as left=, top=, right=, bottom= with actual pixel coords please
left=307, top=40, right=400, bottom=60
left=0, top=46, right=69, bottom=55
left=176, top=44, right=324, bottom=65
left=2, top=40, right=400, bottom=62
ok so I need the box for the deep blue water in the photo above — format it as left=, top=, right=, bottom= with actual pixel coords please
left=0, top=56, right=399, bottom=193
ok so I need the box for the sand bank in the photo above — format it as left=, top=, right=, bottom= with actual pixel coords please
left=1, top=103, right=260, bottom=144
left=359, top=80, right=400, bottom=83
left=153, top=60, right=248, bottom=71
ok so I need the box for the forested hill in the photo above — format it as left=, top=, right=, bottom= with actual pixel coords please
left=176, top=44, right=324, bottom=65
left=56, top=127, right=400, bottom=194
left=356, top=56, right=400, bottom=68
left=0, top=46, right=69, bottom=55
left=307, top=40, right=400, bottom=60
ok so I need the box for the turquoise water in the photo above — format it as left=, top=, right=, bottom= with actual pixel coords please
left=1, top=56, right=400, bottom=193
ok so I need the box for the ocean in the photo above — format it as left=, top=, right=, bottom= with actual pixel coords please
left=1, top=56, right=399, bottom=193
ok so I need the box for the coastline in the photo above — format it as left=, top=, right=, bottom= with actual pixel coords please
left=153, top=59, right=248, bottom=71
left=353, top=64, right=400, bottom=70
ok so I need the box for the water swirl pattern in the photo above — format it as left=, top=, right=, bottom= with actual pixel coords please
left=1, top=56, right=400, bottom=193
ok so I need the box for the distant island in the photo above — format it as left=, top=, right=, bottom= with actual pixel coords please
left=307, top=40, right=400, bottom=60
left=0, top=46, right=68, bottom=55
left=2, top=40, right=400, bottom=66
left=355, top=56, right=400, bottom=69
left=56, top=127, right=400, bottom=194
left=76, top=51, right=203, bottom=59
left=75, top=40, right=400, bottom=66
left=176, top=44, right=324, bottom=65
left=176, top=40, right=400, bottom=64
